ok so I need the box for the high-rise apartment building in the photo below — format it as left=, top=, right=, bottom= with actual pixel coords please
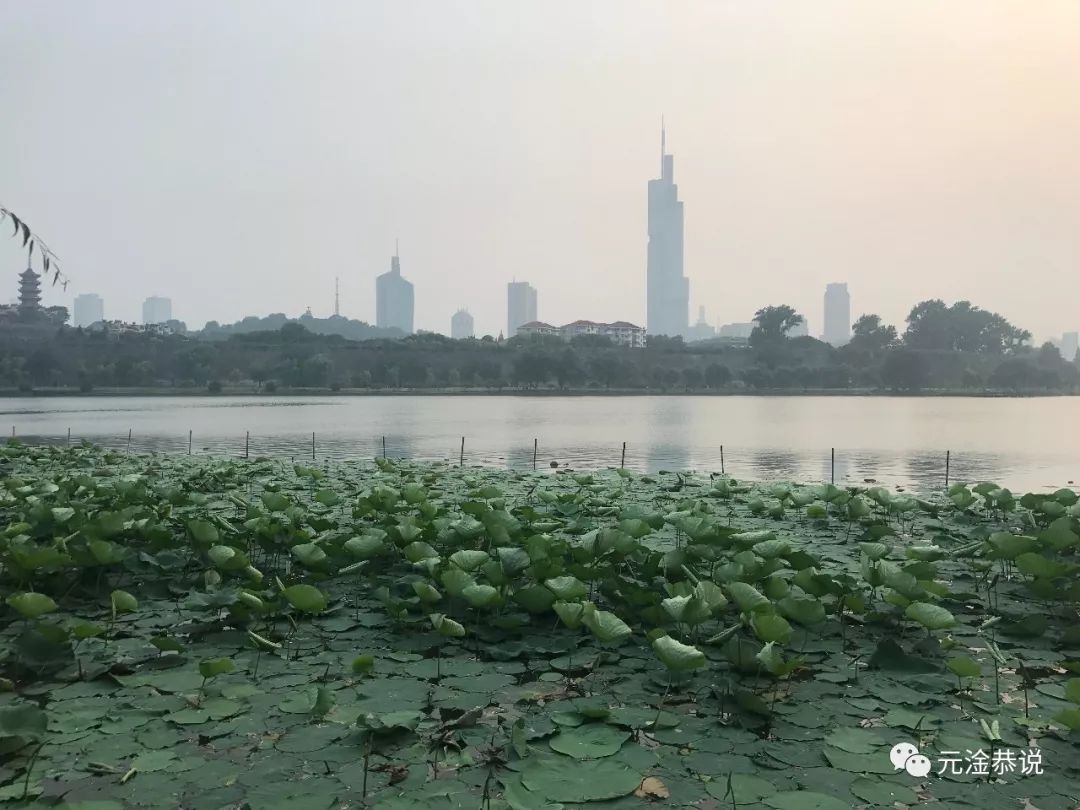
left=142, top=296, right=172, bottom=325
left=73, top=293, right=104, bottom=327
left=823, top=283, right=851, bottom=346
left=507, top=281, right=537, bottom=337
left=646, top=126, right=689, bottom=338
left=375, top=251, right=414, bottom=334
left=451, top=309, right=474, bottom=340
left=1062, top=331, right=1078, bottom=363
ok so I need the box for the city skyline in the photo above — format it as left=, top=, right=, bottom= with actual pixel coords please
left=4, top=3, right=1080, bottom=340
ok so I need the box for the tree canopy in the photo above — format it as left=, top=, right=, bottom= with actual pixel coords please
left=903, top=299, right=1030, bottom=354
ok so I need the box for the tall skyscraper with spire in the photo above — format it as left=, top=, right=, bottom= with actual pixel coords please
left=376, top=246, right=414, bottom=334
left=646, top=123, right=689, bottom=338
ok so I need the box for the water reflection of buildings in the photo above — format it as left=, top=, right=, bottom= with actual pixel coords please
left=642, top=397, right=693, bottom=472
left=748, top=450, right=802, bottom=482
left=638, top=442, right=692, bottom=473
left=904, top=451, right=1000, bottom=491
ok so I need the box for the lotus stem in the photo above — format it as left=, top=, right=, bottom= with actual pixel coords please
left=22, top=741, right=44, bottom=800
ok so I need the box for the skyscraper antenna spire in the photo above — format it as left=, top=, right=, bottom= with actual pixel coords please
left=660, top=115, right=666, bottom=172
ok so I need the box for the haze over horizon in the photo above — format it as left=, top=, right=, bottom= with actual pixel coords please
left=3, top=1, right=1078, bottom=341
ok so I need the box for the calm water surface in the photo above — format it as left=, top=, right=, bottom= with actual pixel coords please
left=0, top=395, right=1076, bottom=493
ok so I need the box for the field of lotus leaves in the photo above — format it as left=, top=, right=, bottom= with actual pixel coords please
left=0, top=442, right=1078, bottom=810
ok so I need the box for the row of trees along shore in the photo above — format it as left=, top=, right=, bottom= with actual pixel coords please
left=0, top=299, right=1075, bottom=394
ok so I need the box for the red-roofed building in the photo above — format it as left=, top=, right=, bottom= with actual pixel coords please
left=517, top=319, right=646, bottom=348
left=516, top=320, right=559, bottom=337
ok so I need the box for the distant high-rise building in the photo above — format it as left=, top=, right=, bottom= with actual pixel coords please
left=719, top=322, right=755, bottom=339
left=142, top=296, right=172, bottom=325
left=507, top=281, right=537, bottom=337
left=685, top=305, right=716, bottom=343
left=1063, top=331, right=1079, bottom=363
left=646, top=125, right=689, bottom=338
left=375, top=250, right=414, bottom=334
left=823, top=283, right=851, bottom=346
left=73, top=293, right=104, bottom=327
left=451, top=309, right=474, bottom=340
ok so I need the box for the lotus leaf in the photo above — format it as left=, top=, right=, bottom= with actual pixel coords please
left=514, top=584, right=557, bottom=614
left=6, top=591, right=57, bottom=620
left=661, top=594, right=711, bottom=625
left=403, top=540, right=439, bottom=562
left=352, top=654, right=375, bottom=674
left=652, top=635, right=706, bottom=672
left=904, top=601, right=955, bottom=631
left=282, top=584, right=327, bottom=614
left=946, top=656, right=980, bottom=679
left=553, top=600, right=584, bottom=629
left=345, top=534, right=386, bottom=559
left=439, top=568, right=475, bottom=597
left=430, top=613, right=466, bottom=638
left=198, top=657, right=235, bottom=678
left=0, top=704, right=47, bottom=741
left=187, top=519, right=219, bottom=545
left=751, top=611, right=793, bottom=644
left=519, top=756, right=642, bottom=803
left=549, top=724, right=630, bottom=759
left=461, top=583, right=499, bottom=608
left=412, top=581, right=442, bottom=603
left=110, top=589, right=138, bottom=613
left=581, top=606, right=632, bottom=644
left=449, top=549, right=489, bottom=571
left=544, top=576, right=587, bottom=601
left=727, top=582, right=770, bottom=614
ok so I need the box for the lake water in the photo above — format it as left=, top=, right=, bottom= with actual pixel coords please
left=0, top=395, right=1076, bottom=493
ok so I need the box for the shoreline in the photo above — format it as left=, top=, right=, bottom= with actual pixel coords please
left=0, top=386, right=1073, bottom=399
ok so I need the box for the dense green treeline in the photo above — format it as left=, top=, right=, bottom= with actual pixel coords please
left=0, top=300, right=1075, bottom=394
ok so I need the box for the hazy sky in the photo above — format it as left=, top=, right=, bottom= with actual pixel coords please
left=3, top=1, right=1078, bottom=339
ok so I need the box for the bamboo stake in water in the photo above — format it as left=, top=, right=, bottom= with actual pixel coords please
left=67, top=427, right=71, bottom=447
left=945, top=450, right=951, bottom=488
left=127, top=429, right=132, bottom=454
left=245, top=431, right=250, bottom=459
left=460, top=436, right=465, bottom=467
left=382, top=435, right=386, bottom=458
left=533, top=438, right=538, bottom=470
left=188, top=429, right=192, bottom=455
left=312, top=432, right=316, bottom=460
left=720, top=445, right=725, bottom=475
left=621, top=441, right=626, bottom=469
left=831, top=447, right=835, bottom=484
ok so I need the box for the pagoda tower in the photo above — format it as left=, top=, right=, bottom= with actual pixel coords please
left=18, top=267, right=42, bottom=314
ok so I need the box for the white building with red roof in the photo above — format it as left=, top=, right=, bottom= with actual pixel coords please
left=517, top=319, right=646, bottom=348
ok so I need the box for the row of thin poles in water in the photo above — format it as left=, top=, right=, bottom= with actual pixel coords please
left=9, top=424, right=957, bottom=487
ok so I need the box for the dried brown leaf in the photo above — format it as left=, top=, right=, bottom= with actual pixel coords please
left=634, top=776, right=670, bottom=800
